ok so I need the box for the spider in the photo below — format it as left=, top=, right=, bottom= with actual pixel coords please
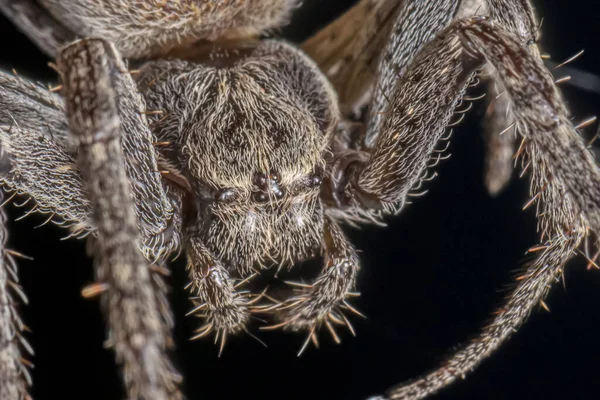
left=1, top=1, right=600, bottom=400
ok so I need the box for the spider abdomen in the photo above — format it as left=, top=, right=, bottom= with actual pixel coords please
left=38, top=0, right=299, bottom=58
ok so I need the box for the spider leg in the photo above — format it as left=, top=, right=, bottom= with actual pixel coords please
left=0, top=72, right=68, bottom=142
left=0, top=189, right=31, bottom=400
left=57, top=39, right=181, bottom=400
left=0, top=0, right=75, bottom=57
left=317, top=0, right=523, bottom=194
left=480, top=0, right=540, bottom=195
left=0, top=72, right=91, bottom=231
left=482, top=68, right=517, bottom=195
left=364, top=0, right=461, bottom=149
left=90, top=43, right=183, bottom=262
left=0, top=63, right=182, bottom=261
left=365, top=16, right=600, bottom=400
left=186, top=237, right=250, bottom=353
left=333, top=0, right=542, bottom=207
left=272, top=218, right=360, bottom=348
left=324, top=14, right=476, bottom=213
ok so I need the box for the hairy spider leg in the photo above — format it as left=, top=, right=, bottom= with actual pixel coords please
left=57, top=39, right=182, bottom=400
left=0, top=190, right=31, bottom=400
left=355, top=6, right=600, bottom=400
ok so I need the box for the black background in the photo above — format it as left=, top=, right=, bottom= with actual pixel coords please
left=1, top=1, right=600, bottom=399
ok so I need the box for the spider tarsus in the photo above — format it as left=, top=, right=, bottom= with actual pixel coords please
left=186, top=288, right=250, bottom=352
left=189, top=304, right=249, bottom=344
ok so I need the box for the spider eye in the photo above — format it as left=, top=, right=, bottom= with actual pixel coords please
left=252, top=191, right=268, bottom=203
left=308, top=175, right=322, bottom=187
left=307, top=167, right=323, bottom=188
left=269, top=171, right=280, bottom=183
left=216, top=188, right=237, bottom=203
left=271, top=185, right=285, bottom=199
left=253, top=172, right=267, bottom=189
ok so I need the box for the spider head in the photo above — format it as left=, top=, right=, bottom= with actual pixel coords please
left=179, top=66, right=334, bottom=273
left=139, top=42, right=340, bottom=273
left=188, top=121, right=329, bottom=274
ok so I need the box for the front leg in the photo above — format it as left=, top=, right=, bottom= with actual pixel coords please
left=0, top=44, right=182, bottom=261
left=326, top=23, right=477, bottom=212
left=365, top=0, right=461, bottom=148
left=58, top=39, right=181, bottom=400
left=330, top=0, right=543, bottom=208
left=0, top=190, right=30, bottom=400
left=357, top=12, right=600, bottom=400
left=481, top=0, right=540, bottom=195
left=272, top=218, right=360, bottom=351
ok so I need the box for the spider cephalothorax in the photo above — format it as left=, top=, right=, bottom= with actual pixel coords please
left=136, top=41, right=338, bottom=275
left=132, top=41, right=349, bottom=338
left=1, top=1, right=600, bottom=400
